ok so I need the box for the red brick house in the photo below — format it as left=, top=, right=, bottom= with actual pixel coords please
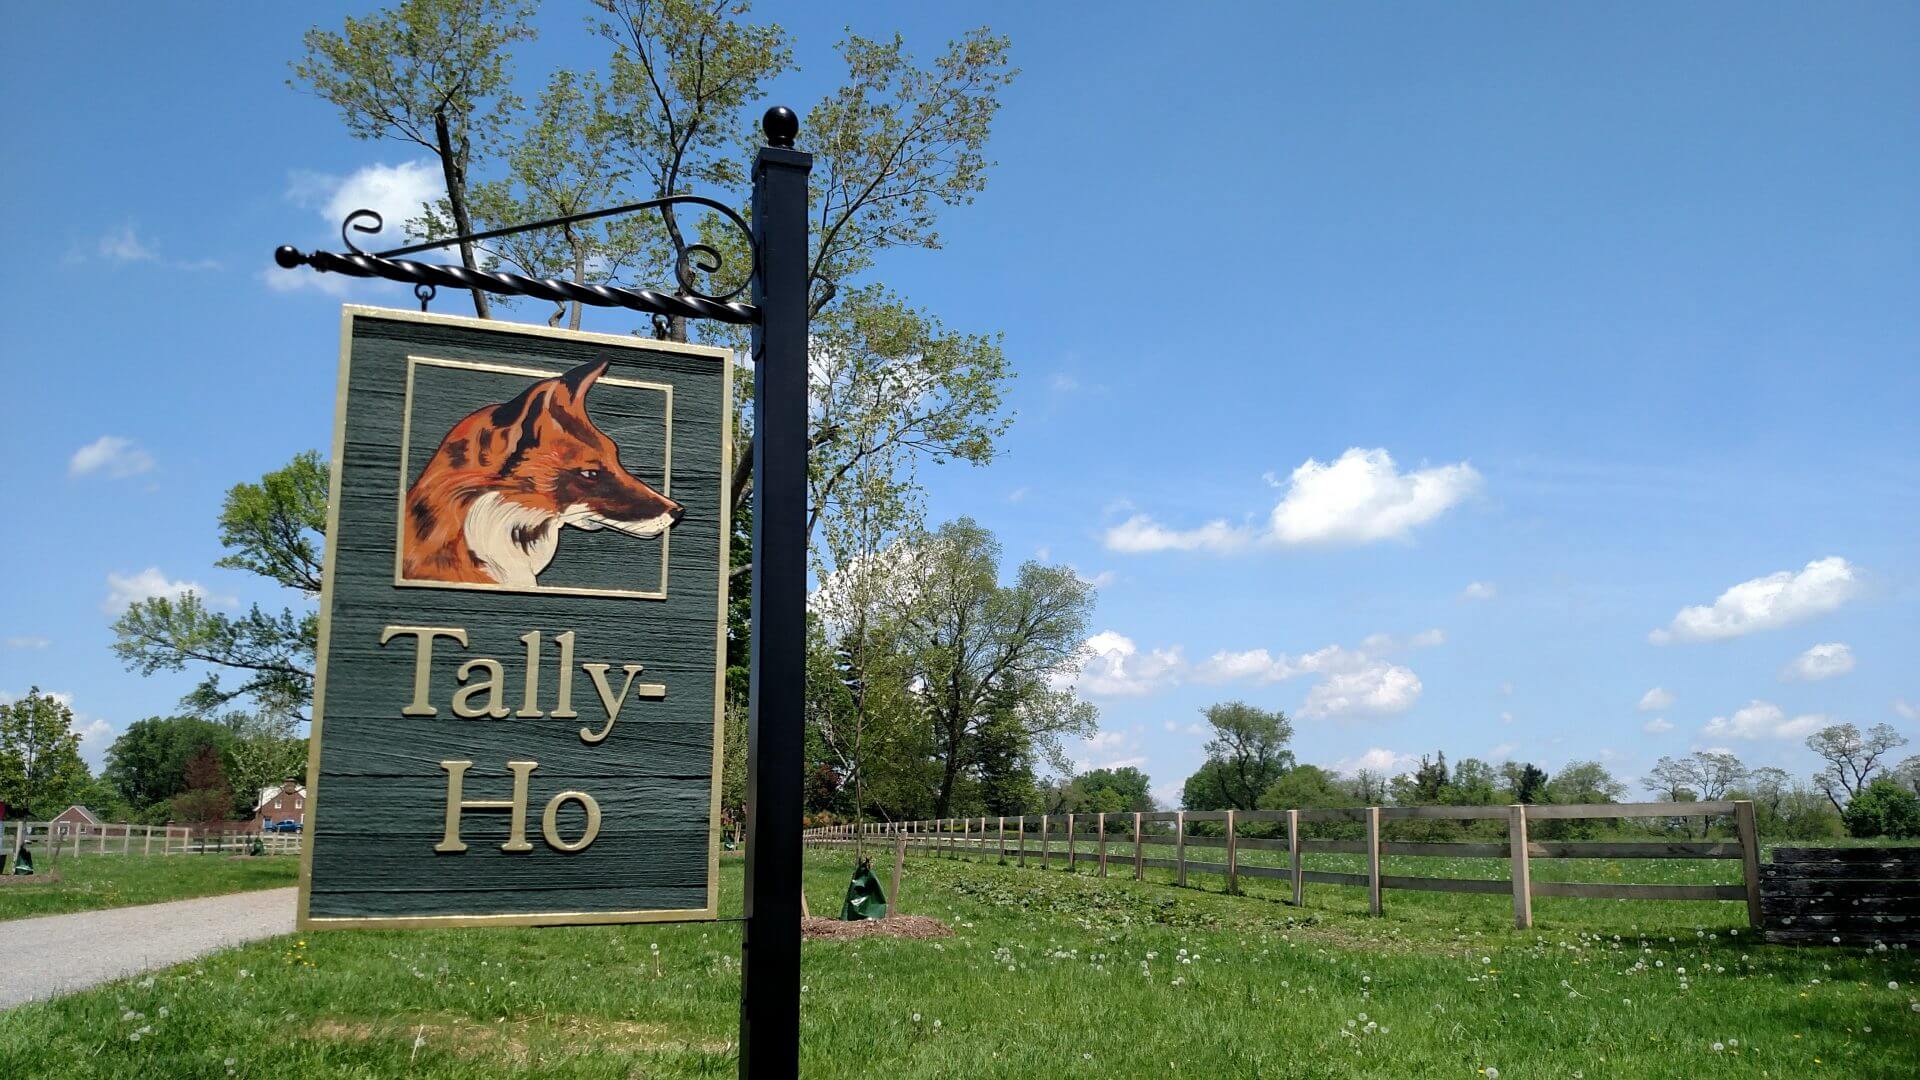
left=49, top=804, right=101, bottom=838
left=253, top=781, right=307, bottom=831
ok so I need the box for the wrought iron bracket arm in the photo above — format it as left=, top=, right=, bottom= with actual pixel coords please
left=273, top=193, right=762, bottom=325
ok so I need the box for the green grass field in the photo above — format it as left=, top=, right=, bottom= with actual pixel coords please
left=2, top=844, right=1915, bottom=1078
left=0, top=853, right=299, bottom=921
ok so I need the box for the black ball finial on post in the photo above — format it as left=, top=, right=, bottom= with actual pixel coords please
left=762, top=105, right=798, bottom=148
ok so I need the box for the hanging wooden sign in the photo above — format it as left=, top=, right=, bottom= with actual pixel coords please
left=298, top=306, right=731, bottom=929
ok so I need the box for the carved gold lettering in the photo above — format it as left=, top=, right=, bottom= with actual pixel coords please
left=516, top=630, right=542, bottom=718
left=381, top=626, right=467, bottom=717
left=452, top=658, right=510, bottom=719
left=579, top=663, right=665, bottom=744
left=541, top=790, right=602, bottom=852
left=551, top=631, right=578, bottom=718
left=435, top=760, right=537, bottom=853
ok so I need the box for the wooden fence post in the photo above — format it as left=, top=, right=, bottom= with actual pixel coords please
left=121, top=823, right=131, bottom=855
left=891, top=831, right=906, bottom=914
left=1226, top=809, right=1238, bottom=895
left=71, top=825, right=81, bottom=858
left=1041, top=815, right=1051, bottom=870
left=1734, top=799, right=1763, bottom=929
left=98, top=825, right=108, bottom=854
left=1366, top=807, right=1383, bottom=915
left=1288, top=809, right=1303, bottom=905
left=1175, top=810, right=1187, bottom=887
left=1066, top=813, right=1076, bottom=873
left=962, top=816, right=971, bottom=860
left=1098, top=812, right=1109, bottom=878
left=1016, top=815, right=1026, bottom=867
left=998, top=815, right=1006, bottom=862
left=1132, top=812, right=1144, bottom=880
left=143, top=824, right=152, bottom=856
left=1508, top=803, right=1533, bottom=930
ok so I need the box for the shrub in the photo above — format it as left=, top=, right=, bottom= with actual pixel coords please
left=1842, top=779, right=1920, bottom=839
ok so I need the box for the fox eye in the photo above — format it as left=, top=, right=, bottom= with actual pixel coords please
left=578, top=468, right=600, bottom=481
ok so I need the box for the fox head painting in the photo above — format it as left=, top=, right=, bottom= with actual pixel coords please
left=401, top=359, right=683, bottom=589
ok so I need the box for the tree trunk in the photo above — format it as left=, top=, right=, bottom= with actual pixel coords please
left=569, top=241, right=586, bottom=331
left=934, top=743, right=962, bottom=820
left=432, top=110, right=490, bottom=319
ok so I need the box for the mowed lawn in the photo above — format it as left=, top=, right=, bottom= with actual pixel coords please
left=1, top=846, right=1916, bottom=1078
left=0, top=853, right=299, bottom=921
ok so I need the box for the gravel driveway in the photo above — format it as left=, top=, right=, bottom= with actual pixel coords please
left=0, top=887, right=296, bottom=1010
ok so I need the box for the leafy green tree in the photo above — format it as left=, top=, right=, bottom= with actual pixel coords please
left=102, top=716, right=236, bottom=821
left=1045, top=766, right=1154, bottom=816
left=0, top=690, right=92, bottom=819
left=292, top=0, right=538, bottom=317
left=1258, top=764, right=1353, bottom=811
left=1735, top=767, right=1844, bottom=841
left=1893, top=754, right=1920, bottom=796
left=458, top=68, right=647, bottom=329
left=594, top=0, right=793, bottom=340
left=112, top=453, right=323, bottom=719
left=892, top=519, right=1096, bottom=817
left=1179, top=702, right=1294, bottom=811
left=171, top=745, right=234, bottom=824
left=1546, top=760, right=1626, bottom=804
left=1806, top=722, right=1908, bottom=812
left=1503, top=762, right=1550, bottom=804
left=1390, top=752, right=1449, bottom=805
left=1448, top=757, right=1502, bottom=804
left=224, top=712, right=309, bottom=819
left=1841, top=778, right=1920, bottom=839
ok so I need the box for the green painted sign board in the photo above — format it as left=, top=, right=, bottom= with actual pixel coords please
left=299, top=306, right=730, bottom=929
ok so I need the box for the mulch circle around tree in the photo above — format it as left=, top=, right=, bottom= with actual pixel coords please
left=0, top=872, right=60, bottom=887
left=801, top=915, right=952, bottom=941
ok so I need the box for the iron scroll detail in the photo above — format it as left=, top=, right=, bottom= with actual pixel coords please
left=275, top=194, right=761, bottom=325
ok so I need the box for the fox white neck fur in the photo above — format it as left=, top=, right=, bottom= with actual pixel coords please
left=463, top=491, right=676, bottom=587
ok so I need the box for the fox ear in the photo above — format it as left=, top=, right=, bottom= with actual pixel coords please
left=557, top=359, right=609, bottom=404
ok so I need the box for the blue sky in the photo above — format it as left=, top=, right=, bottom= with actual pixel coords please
left=2, top=3, right=1915, bottom=806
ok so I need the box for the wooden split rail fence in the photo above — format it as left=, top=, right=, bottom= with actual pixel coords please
left=806, top=800, right=1764, bottom=930
left=4, top=821, right=304, bottom=861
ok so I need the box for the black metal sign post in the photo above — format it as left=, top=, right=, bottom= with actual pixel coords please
left=740, top=106, right=810, bottom=1079
left=276, top=107, right=812, bottom=1080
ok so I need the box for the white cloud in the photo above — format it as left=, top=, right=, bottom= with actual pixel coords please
left=1072, top=729, right=1146, bottom=772
left=1700, top=700, right=1830, bottom=740
left=270, top=161, right=443, bottom=296
left=1781, top=642, right=1855, bottom=682
left=97, top=223, right=157, bottom=263
left=1104, top=514, right=1250, bottom=554
left=1334, top=748, right=1417, bottom=776
left=1642, top=717, right=1674, bottom=734
left=1007, top=486, right=1030, bottom=503
left=1650, top=557, right=1859, bottom=644
left=289, top=160, right=441, bottom=246
left=4, top=636, right=50, bottom=649
left=102, top=567, right=234, bottom=614
left=1895, top=699, right=1919, bottom=722
left=1487, top=742, right=1519, bottom=760
left=1105, top=448, right=1480, bottom=554
left=1048, top=373, right=1080, bottom=393
left=1075, top=631, right=1186, bottom=697
left=1070, top=565, right=1116, bottom=589
left=1637, top=687, right=1675, bottom=712
left=1163, top=719, right=1209, bottom=737
left=1500, top=711, right=1515, bottom=724
left=1191, top=632, right=1432, bottom=720
left=1302, top=663, right=1423, bottom=720
left=68, top=435, right=155, bottom=478
left=1460, top=581, right=1496, bottom=601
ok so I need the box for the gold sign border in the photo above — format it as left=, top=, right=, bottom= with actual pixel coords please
left=298, top=305, right=733, bottom=931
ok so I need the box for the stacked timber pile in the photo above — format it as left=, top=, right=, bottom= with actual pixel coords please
left=1760, top=847, right=1918, bottom=945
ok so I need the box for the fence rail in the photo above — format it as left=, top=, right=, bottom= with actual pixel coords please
left=804, top=800, right=1764, bottom=930
left=4, top=820, right=304, bottom=863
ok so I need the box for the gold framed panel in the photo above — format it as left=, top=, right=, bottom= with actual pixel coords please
left=297, top=305, right=733, bottom=931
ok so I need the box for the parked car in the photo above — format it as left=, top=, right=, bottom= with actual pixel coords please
left=266, top=819, right=302, bottom=833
